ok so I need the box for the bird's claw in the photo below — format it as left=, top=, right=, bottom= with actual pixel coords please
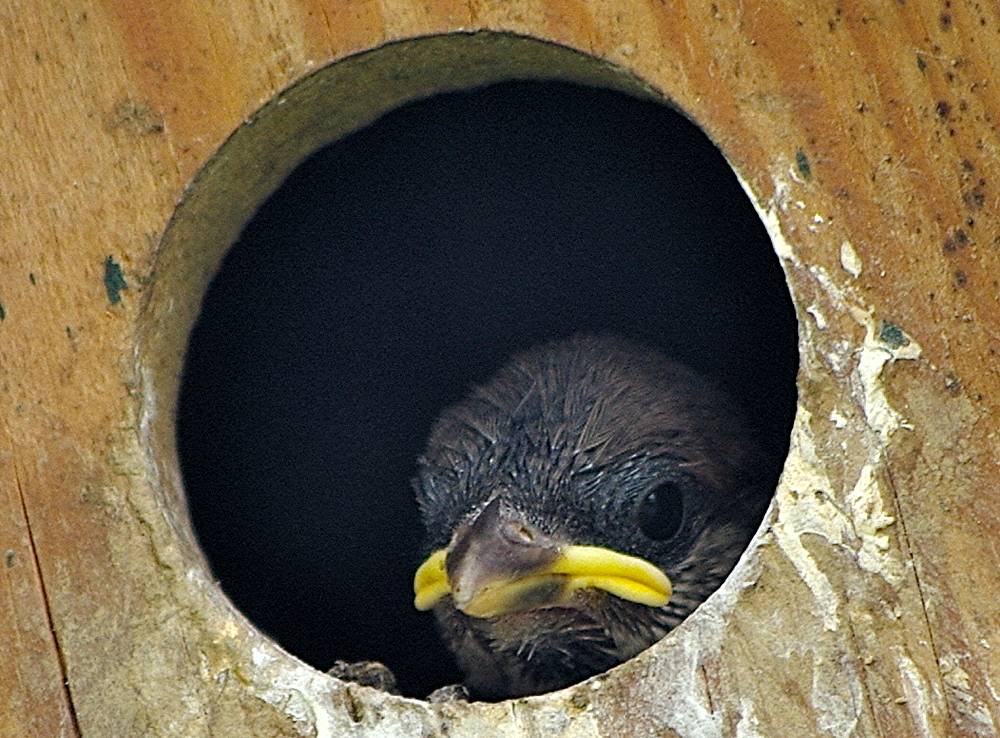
left=327, top=660, right=400, bottom=694
left=426, top=683, right=471, bottom=703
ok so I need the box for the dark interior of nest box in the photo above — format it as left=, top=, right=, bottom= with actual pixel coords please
left=177, top=79, right=799, bottom=698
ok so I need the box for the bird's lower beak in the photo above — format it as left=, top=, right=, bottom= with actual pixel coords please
left=413, top=499, right=672, bottom=618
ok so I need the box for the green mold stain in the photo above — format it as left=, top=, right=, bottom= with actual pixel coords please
left=795, top=149, right=812, bottom=179
left=917, top=56, right=927, bottom=73
left=103, top=256, right=128, bottom=305
left=879, top=320, right=907, bottom=349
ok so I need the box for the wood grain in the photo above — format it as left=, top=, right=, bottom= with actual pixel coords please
left=2, top=1, right=999, bottom=735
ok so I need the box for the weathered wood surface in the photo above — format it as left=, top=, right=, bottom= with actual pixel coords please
left=2, top=2, right=999, bottom=736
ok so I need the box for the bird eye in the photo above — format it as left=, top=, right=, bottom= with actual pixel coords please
left=637, top=481, right=684, bottom=541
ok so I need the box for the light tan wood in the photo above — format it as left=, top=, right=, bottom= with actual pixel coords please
left=3, top=1, right=999, bottom=736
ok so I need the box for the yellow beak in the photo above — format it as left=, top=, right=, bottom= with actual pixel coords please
left=413, top=543, right=672, bottom=617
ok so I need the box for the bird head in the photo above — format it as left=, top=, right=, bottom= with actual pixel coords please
left=412, top=335, right=769, bottom=698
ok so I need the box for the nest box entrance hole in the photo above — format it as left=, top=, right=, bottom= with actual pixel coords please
left=142, top=33, right=799, bottom=701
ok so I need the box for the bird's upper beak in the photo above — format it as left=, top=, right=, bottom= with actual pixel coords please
left=413, top=497, right=672, bottom=618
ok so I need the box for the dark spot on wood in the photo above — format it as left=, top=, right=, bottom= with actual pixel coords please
left=964, top=186, right=986, bottom=209
left=955, top=269, right=967, bottom=285
left=917, top=56, right=927, bottom=72
left=940, top=13, right=952, bottom=30
left=944, top=229, right=968, bottom=251
left=961, top=159, right=975, bottom=172
left=936, top=100, right=952, bottom=119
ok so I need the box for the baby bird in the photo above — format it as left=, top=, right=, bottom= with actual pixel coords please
left=413, top=335, right=771, bottom=699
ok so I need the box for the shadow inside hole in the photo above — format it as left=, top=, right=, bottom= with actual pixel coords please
left=177, top=79, right=798, bottom=698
